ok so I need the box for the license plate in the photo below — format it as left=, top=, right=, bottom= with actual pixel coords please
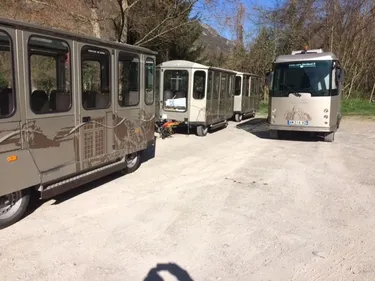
left=287, top=120, right=308, bottom=126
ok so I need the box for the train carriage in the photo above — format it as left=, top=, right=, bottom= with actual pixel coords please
left=233, top=71, right=261, bottom=122
left=0, top=17, right=157, bottom=228
left=156, top=60, right=236, bottom=136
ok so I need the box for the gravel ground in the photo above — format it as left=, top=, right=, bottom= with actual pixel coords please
left=1, top=116, right=375, bottom=281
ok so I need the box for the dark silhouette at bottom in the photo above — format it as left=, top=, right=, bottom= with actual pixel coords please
left=143, top=263, right=194, bottom=281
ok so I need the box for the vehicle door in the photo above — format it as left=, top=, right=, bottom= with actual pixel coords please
left=155, top=67, right=160, bottom=120
left=24, top=34, right=77, bottom=183
left=0, top=29, right=21, bottom=156
left=243, top=75, right=250, bottom=113
left=78, top=44, right=113, bottom=171
left=211, top=71, right=220, bottom=123
left=112, top=50, right=141, bottom=156
left=219, top=73, right=227, bottom=121
left=226, top=74, right=235, bottom=119
left=250, top=76, right=256, bottom=112
left=205, top=70, right=213, bottom=124
left=143, top=56, right=156, bottom=147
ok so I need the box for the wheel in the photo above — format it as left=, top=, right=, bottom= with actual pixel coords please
left=234, top=113, right=243, bottom=122
left=196, top=125, right=208, bottom=137
left=269, top=130, right=279, bottom=139
left=124, top=152, right=141, bottom=174
left=324, top=132, right=335, bottom=142
left=0, top=189, right=30, bottom=229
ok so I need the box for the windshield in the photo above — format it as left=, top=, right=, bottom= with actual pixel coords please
left=163, top=69, right=188, bottom=111
left=272, top=60, right=333, bottom=97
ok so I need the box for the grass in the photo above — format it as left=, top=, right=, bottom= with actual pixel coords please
left=257, top=99, right=375, bottom=117
left=341, top=99, right=375, bottom=117
left=258, top=102, right=268, bottom=116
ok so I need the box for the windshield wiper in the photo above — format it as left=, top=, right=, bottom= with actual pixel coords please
left=281, top=83, right=301, bottom=97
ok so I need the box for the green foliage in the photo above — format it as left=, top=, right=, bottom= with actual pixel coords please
left=127, top=0, right=205, bottom=64
left=257, top=102, right=269, bottom=116
left=0, top=72, right=7, bottom=88
left=341, top=99, right=375, bottom=116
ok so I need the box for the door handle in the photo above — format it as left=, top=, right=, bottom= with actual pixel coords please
left=82, top=116, right=91, bottom=122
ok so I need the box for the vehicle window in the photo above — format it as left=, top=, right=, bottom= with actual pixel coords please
left=272, top=60, right=332, bottom=97
left=228, top=74, right=234, bottom=97
left=118, top=52, right=139, bottom=107
left=243, top=76, right=249, bottom=97
left=193, top=71, right=206, bottom=100
left=163, top=70, right=188, bottom=111
left=221, top=74, right=227, bottom=98
left=250, top=77, right=256, bottom=96
left=145, top=58, right=154, bottom=105
left=81, top=46, right=111, bottom=110
left=29, top=36, right=71, bottom=114
left=235, top=76, right=241, bottom=96
left=213, top=71, right=220, bottom=99
left=155, top=68, right=160, bottom=106
left=207, top=71, right=213, bottom=100
left=0, top=31, right=15, bottom=118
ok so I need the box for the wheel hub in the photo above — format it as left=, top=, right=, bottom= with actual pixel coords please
left=126, top=154, right=138, bottom=168
left=0, top=191, right=21, bottom=216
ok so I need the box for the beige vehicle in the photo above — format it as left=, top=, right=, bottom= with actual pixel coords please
left=0, top=18, right=157, bottom=228
left=266, top=48, right=344, bottom=142
left=233, top=72, right=261, bottom=122
left=157, top=60, right=236, bottom=136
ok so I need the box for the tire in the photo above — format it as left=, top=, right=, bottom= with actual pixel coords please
left=0, top=189, right=30, bottom=229
left=324, top=132, right=335, bottom=142
left=196, top=125, right=208, bottom=137
left=234, top=113, right=243, bottom=122
left=269, top=130, right=279, bottom=139
left=123, top=152, right=141, bottom=174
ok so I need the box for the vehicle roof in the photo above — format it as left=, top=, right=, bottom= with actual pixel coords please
left=275, top=52, right=338, bottom=63
left=0, top=17, right=157, bottom=55
left=236, top=71, right=260, bottom=77
left=158, top=60, right=237, bottom=74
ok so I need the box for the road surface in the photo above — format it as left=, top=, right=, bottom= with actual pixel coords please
left=1, top=116, right=375, bottom=281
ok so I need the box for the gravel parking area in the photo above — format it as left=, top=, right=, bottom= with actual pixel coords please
left=1, top=116, right=375, bottom=281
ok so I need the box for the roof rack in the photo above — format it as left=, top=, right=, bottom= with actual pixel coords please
left=291, top=49, right=323, bottom=55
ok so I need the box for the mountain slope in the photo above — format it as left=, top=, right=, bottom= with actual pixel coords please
left=198, top=23, right=236, bottom=56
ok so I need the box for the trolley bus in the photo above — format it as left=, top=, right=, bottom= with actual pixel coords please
left=157, top=60, right=236, bottom=136
left=0, top=17, right=156, bottom=228
left=233, top=71, right=261, bottom=122
left=266, top=48, right=344, bottom=142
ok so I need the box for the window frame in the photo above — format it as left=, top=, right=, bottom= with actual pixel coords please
left=234, top=76, right=242, bottom=96
left=144, top=57, right=155, bottom=105
left=80, top=45, right=111, bottom=110
left=207, top=70, right=213, bottom=100
left=0, top=29, right=16, bottom=119
left=192, top=70, right=206, bottom=100
left=118, top=51, right=140, bottom=107
left=28, top=34, right=72, bottom=115
left=162, top=69, right=189, bottom=113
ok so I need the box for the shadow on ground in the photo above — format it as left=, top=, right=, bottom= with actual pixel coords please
left=21, top=138, right=157, bottom=221
left=236, top=117, right=323, bottom=142
left=144, top=263, right=194, bottom=281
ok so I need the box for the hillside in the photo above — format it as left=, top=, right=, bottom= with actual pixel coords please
left=198, top=23, right=236, bottom=56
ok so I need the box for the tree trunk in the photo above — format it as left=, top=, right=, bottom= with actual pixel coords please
left=369, top=81, right=375, bottom=102
left=89, top=2, right=101, bottom=38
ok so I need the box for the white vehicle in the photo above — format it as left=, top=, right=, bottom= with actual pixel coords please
left=265, top=48, right=344, bottom=142
left=233, top=72, right=261, bottom=122
left=157, top=60, right=236, bottom=136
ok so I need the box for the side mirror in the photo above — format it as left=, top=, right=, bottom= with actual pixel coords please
left=335, top=68, right=344, bottom=84
left=265, top=71, right=273, bottom=88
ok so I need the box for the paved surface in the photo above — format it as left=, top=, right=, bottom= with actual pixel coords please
left=1, top=116, right=375, bottom=281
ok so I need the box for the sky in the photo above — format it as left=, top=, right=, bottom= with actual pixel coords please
left=192, top=0, right=277, bottom=42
